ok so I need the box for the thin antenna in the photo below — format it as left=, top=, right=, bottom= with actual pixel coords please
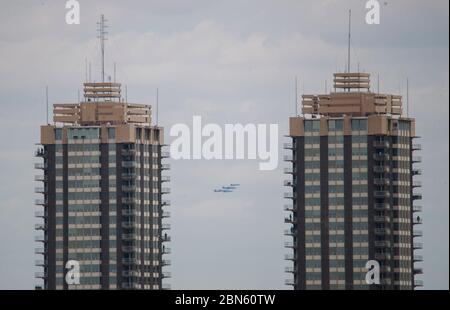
left=85, top=58, right=88, bottom=82
left=125, top=85, right=128, bottom=102
left=295, top=76, right=298, bottom=116
left=347, top=9, right=352, bottom=74
left=156, top=88, right=159, bottom=126
left=325, top=80, right=328, bottom=93
left=407, top=78, right=410, bottom=117
left=377, top=73, right=380, bottom=94
left=88, top=61, right=92, bottom=83
left=78, top=89, right=80, bottom=102
left=114, top=62, right=116, bottom=83
left=46, top=86, right=49, bottom=125
left=97, top=15, right=108, bottom=83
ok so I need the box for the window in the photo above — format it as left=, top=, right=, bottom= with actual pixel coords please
left=108, top=128, right=116, bottom=139
left=55, top=128, right=63, bottom=141
left=329, top=120, right=344, bottom=131
left=305, top=120, right=320, bottom=132
left=351, top=119, right=368, bottom=131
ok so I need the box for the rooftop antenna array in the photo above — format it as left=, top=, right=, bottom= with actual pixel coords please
left=97, top=14, right=108, bottom=83
left=295, top=76, right=298, bottom=116
left=347, top=9, right=352, bottom=74
left=46, top=86, right=49, bottom=125
left=156, top=88, right=159, bottom=126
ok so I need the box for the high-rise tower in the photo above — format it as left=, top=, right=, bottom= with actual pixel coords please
left=34, top=16, right=171, bottom=290
left=284, top=73, right=423, bottom=290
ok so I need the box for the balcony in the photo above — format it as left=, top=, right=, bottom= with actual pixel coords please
left=284, top=168, right=294, bottom=175
left=284, top=242, right=295, bottom=248
left=285, top=279, right=295, bottom=286
left=284, top=180, right=294, bottom=187
left=34, top=175, right=47, bottom=182
left=374, top=253, right=391, bottom=260
left=412, top=156, right=422, bottom=163
left=35, top=148, right=46, bottom=157
left=35, top=235, right=46, bottom=243
left=414, top=268, right=424, bottom=275
left=35, top=224, right=46, bottom=231
left=161, top=200, right=171, bottom=207
left=35, top=259, right=46, bottom=266
left=122, top=197, right=136, bottom=204
left=284, top=217, right=296, bottom=224
left=35, top=248, right=45, bottom=254
left=162, top=223, right=171, bottom=230
left=283, top=143, right=294, bottom=150
left=122, top=222, right=135, bottom=229
left=284, top=192, right=295, bottom=199
left=122, top=258, right=137, bottom=265
left=412, top=193, right=422, bottom=200
left=122, top=161, right=137, bottom=168
left=162, top=272, right=171, bottom=279
left=374, top=191, right=390, bottom=199
left=284, top=229, right=296, bottom=236
left=161, top=164, right=171, bottom=170
left=413, top=230, right=423, bottom=237
left=122, top=234, right=135, bottom=240
left=283, top=155, right=294, bottom=162
left=122, top=185, right=135, bottom=192
left=413, top=255, right=423, bottom=262
left=373, top=153, right=390, bottom=161
left=122, top=209, right=134, bottom=216
left=161, top=151, right=170, bottom=158
left=122, top=246, right=136, bottom=253
left=284, top=204, right=296, bottom=212
left=373, top=166, right=388, bottom=173
left=284, top=254, right=295, bottom=261
left=162, top=247, right=171, bottom=254
left=122, top=172, right=136, bottom=180
left=374, top=241, right=390, bottom=247
left=412, top=169, right=422, bottom=176
left=413, top=242, right=423, bottom=250
left=374, top=228, right=387, bottom=235
left=122, top=270, right=135, bottom=277
left=161, top=176, right=170, bottom=183
left=413, top=217, right=423, bottom=225
left=412, top=181, right=422, bottom=188
left=413, top=205, right=422, bottom=213
left=373, top=141, right=389, bottom=148
left=162, top=259, right=171, bottom=266
left=34, top=163, right=47, bottom=170
left=121, top=149, right=136, bottom=156
left=35, top=272, right=47, bottom=279
left=161, top=234, right=171, bottom=242
left=162, top=211, right=171, bottom=218
left=373, top=178, right=389, bottom=186
left=374, top=203, right=390, bottom=211
left=35, top=211, right=45, bottom=218
left=374, top=216, right=389, bottom=223
left=161, top=187, right=170, bottom=194
left=285, top=267, right=295, bottom=273
left=412, top=144, right=422, bottom=151
left=414, top=280, right=423, bottom=287
left=162, top=284, right=171, bottom=290
left=35, top=187, right=46, bottom=194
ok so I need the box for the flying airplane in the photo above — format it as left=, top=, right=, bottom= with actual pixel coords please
left=230, top=184, right=240, bottom=187
left=214, top=189, right=233, bottom=193
left=214, top=183, right=241, bottom=193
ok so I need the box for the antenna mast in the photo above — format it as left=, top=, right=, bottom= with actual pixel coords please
left=156, top=88, right=159, bottom=126
left=295, top=76, right=298, bottom=116
left=347, top=9, right=352, bottom=74
left=46, top=86, right=49, bottom=125
left=97, top=15, right=108, bottom=83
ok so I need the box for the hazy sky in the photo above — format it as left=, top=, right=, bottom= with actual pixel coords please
left=0, top=0, right=448, bottom=290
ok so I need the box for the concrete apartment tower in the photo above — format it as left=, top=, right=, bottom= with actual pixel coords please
left=284, top=72, right=423, bottom=290
left=34, top=81, right=171, bottom=290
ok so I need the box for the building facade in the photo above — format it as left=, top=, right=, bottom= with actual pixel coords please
left=35, top=82, right=171, bottom=289
left=284, top=73, right=423, bottom=290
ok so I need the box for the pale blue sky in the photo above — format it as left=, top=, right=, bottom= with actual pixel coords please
left=0, top=0, right=448, bottom=289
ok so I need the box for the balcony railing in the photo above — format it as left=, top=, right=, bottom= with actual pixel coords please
left=284, top=217, right=296, bottom=224
left=413, top=218, right=423, bottom=225
left=374, top=241, right=390, bottom=247
left=35, top=272, right=47, bottom=279
left=162, top=247, right=171, bottom=254
left=412, top=144, right=422, bottom=151
left=34, top=187, right=46, bottom=193
left=35, top=148, right=46, bottom=157
left=284, top=254, right=295, bottom=261
left=122, top=258, right=137, bottom=265
left=283, top=155, right=294, bottom=162
left=413, top=230, right=423, bottom=237
left=414, top=268, right=424, bottom=275
left=284, top=204, right=296, bottom=212
left=122, top=222, right=135, bottom=229
left=374, top=191, right=390, bottom=199
left=162, top=284, right=171, bottom=290
left=122, top=172, right=136, bottom=179
left=35, top=211, right=45, bottom=218
left=373, top=166, right=388, bottom=173
left=35, top=199, right=47, bottom=206
left=374, top=253, right=391, bottom=260
left=285, top=279, right=295, bottom=286
left=413, top=242, right=423, bottom=249
left=161, top=187, right=170, bottom=194
left=284, top=180, right=294, bottom=187
left=122, top=185, right=136, bottom=192
left=122, top=149, right=136, bottom=156
left=162, top=211, right=171, bottom=218
left=35, top=259, right=46, bottom=266
left=161, top=151, right=170, bottom=158
left=34, top=163, right=47, bottom=170
left=413, top=205, right=422, bottom=213
left=161, top=200, right=171, bottom=206
left=284, top=229, right=295, bottom=236
left=35, top=235, right=46, bottom=243
left=373, top=141, right=389, bottom=148
left=373, top=153, right=390, bottom=161
left=414, top=280, right=424, bottom=287
left=412, top=156, right=422, bottom=163
left=284, top=192, right=295, bottom=199
left=412, top=181, right=422, bottom=188
left=162, top=272, right=171, bottom=278
left=283, top=143, right=294, bottom=149
left=374, top=203, right=390, bottom=211
left=162, top=259, right=171, bottom=266
left=161, top=235, right=171, bottom=242
left=35, top=248, right=45, bottom=254
left=284, top=168, right=294, bottom=174
left=374, top=228, right=387, bottom=235
left=161, top=176, right=170, bottom=183
left=122, top=234, right=136, bottom=240
left=285, top=267, right=295, bottom=273
left=161, top=164, right=171, bottom=170
left=162, top=223, right=171, bottom=230
left=412, top=169, right=422, bottom=176
left=413, top=255, right=423, bottom=262
left=34, top=175, right=47, bottom=182
left=413, top=193, right=422, bottom=200
left=374, top=216, right=388, bottom=223
left=284, top=242, right=295, bottom=248
left=122, top=161, right=137, bottom=168
left=35, top=224, right=46, bottom=231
